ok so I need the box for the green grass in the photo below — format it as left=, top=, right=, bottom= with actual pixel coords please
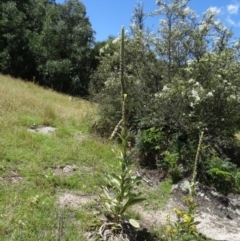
left=0, top=74, right=172, bottom=240
left=142, top=179, right=172, bottom=210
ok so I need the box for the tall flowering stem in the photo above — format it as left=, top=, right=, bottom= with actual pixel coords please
left=100, top=27, right=144, bottom=231
left=120, top=27, right=125, bottom=100
left=120, top=27, right=128, bottom=165
left=191, top=131, right=204, bottom=196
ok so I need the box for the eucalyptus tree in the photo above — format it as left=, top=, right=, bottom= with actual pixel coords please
left=31, top=0, right=94, bottom=95
left=0, top=0, right=94, bottom=96
left=152, top=0, right=233, bottom=82
left=130, top=1, right=146, bottom=36
left=150, top=0, right=197, bottom=81
left=0, top=0, right=36, bottom=78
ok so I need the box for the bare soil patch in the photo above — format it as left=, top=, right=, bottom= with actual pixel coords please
left=55, top=167, right=240, bottom=241
left=58, top=192, right=96, bottom=209
left=0, top=171, right=23, bottom=184
left=137, top=168, right=166, bottom=186
left=74, top=133, right=90, bottom=141
left=52, top=164, right=92, bottom=176
left=27, top=125, right=56, bottom=134
left=53, top=165, right=76, bottom=175
left=1, top=176, right=23, bottom=184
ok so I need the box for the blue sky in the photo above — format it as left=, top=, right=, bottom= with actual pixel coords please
left=56, top=0, right=240, bottom=41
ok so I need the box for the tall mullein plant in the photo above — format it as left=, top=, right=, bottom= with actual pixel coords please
left=120, top=25, right=127, bottom=163
left=190, top=131, right=204, bottom=196
left=100, top=27, right=145, bottom=229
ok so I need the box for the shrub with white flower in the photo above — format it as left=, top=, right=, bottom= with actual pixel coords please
left=90, top=0, right=240, bottom=194
left=206, top=92, right=213, bottom=97
left=152, top=50, right=240, bottom=142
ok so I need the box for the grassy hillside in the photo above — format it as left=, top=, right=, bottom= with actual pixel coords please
left=0, top=75, right=122, bottom=240
left=0, top=75, right=172, bottom=240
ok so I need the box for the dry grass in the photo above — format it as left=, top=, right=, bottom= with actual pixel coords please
left=0, top=75, right=96, bottom=129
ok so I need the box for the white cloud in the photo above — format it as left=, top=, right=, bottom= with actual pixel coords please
left=227, top=3, right=239, bottom=14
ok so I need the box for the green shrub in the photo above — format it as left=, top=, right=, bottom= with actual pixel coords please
left=135, top=127, right=165, bottom=168
left=89, top=31, right=163, bottom=137
left=200, top=154, right=240, bottom=194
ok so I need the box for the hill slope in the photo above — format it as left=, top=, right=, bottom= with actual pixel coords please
left=3, top=75, right=238, bottom=241
left=0, top=75, right=121, bottom=240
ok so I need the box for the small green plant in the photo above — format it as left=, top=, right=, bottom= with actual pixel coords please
left=135, top=127, right=165, bottom=168
left=163, top=196, right=200, bottom=241
left=100, top=152, right=144, bottom=227
left=162, top=151, right=182, bottom=183
left=98, top=27, right=145, bottom=239
left=141, top=127, right=164, bottom=151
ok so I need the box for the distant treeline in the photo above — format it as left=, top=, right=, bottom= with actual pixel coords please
left=0, top=0, right=94, bottom=96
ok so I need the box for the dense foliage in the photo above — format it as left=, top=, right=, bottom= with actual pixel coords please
left=90, top=0, right=240, bottom=194
left=0, top=0, right=94, bottom=95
